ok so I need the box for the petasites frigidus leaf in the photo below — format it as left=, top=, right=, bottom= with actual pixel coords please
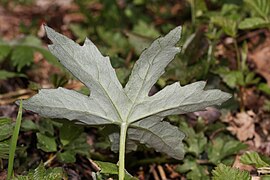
left=21, top=25, right=231, bottom=160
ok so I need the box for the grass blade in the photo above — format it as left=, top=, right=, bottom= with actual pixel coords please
left=7, top=99, right=23, bottom=180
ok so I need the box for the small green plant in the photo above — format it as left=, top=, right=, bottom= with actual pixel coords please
left=209, top=5, right=261, bottom=111
left=212, top=151, right=270, bottom=179
left=239, top=0, right=270, bottom=29
left=21, top=25, right=230, bottom=179
left=0, top=118, right=14, bottom=162
left=0, top=35, right=60, bottom=80
left=92, top=161, right=136, bottom=180
left=21, top=118, right=90, bottom=164
left=13, top=163, right=65, bottom=180
left=175, top=119, right=247, bottom=180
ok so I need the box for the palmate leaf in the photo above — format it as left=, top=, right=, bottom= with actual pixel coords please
left=22, top=26, right=231, bottom=160
left=0, top=36, right=61, bottom=72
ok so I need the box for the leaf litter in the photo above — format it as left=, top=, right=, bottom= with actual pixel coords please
left=223, top=110, right=262, bottom=149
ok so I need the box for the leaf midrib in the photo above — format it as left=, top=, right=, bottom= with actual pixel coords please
left=125, top=30, right=179, bottom=123
left=130, top=98, right=222, bottom=123
left=125, top=42, right=174, bottom=123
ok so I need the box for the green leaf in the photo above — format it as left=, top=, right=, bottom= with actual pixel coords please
left=21, top=119, right=38, bottom=131
left=244, top=0, right=270, bottom=19
left=0, top=43, right=11, bottom=61
left=69, top=24, right=89, bottom=43
left=36, top=133, right=57, bottom=152
left=56, top=150, right=76, bottom=163
left=180, top=121, right=207, bottom=156
left=0, top=70, right=26, bottom=80
left=11, top=46, right=33, bottom=71
left=14, top=163, right=65, bottom=180
left=245, top=72, right=260, bottom=85
left=125, top=31, right=152, bottom=55
left=0, top=118, right=13, bottom=141
left=20, top=35, right=62, bottom=69
left=240, top=151, right=270, bottom=168
left=59, top=122, right=83, bottom=146
left=207, top=136, right=247, bottom=164
left=97, top=26, right=129, bottom=55
left=239, top=17, right=270, bottom=29
left=38, top=119, right=54, bottom=136
left=132, top=20, right=160, bottom=38
left=63, top=133, right=90, bottom=156
left=94, top=161, right=137, bottom=180
left=214, top=67, right=244, bottom=88
left=1, top=35, right=62, bottom=72
left=212, top=164, right=251, bottom=180
left=0, top=140, right=10, bottom=159
left=0, top=117, right=12, bottom=125
left=22, top=26, right=231, bottom=160
left=95, top=161, right=118, bottom=175
left=211, top=16, right=237, bottom=37
left=176, top=156, right=209, bottom=180
left=258, top=83, right=270, bottom=95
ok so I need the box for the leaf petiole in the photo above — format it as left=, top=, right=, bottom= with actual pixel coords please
left=118, top=122, right=128, bottom=180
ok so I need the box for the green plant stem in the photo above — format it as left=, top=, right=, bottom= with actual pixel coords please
left=118, top=122, right=128, bottom=180
left=233, top=39, right=241, bottom=70
left=7, top=100, right=23, bottom=180
left=233, top=39, right=245, bottom=112
left=190, top=0, right=196, bottom=25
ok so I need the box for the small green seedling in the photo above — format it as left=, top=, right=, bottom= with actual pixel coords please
left=21, top=25, right=231, bottom=180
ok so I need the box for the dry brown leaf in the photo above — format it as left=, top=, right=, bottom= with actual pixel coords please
left=226, top=111, right=256, bottom=141
left=0, top=170, right=7, bottom=180
left=233, top=154, right=255, bottom=172
left=243, top=88, right=264, bottom=111
left=249, top=38, right=270, bottom=86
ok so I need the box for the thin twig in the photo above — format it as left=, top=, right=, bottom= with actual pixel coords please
left=157, top=165, right=167, bottom=180
left=44, top=153, right=57, bottom=167
left=0, top=89, right=33, bottom=99
left=88, top=158, right=101, bottom=172
left=150, top=165, right=160, bottom=180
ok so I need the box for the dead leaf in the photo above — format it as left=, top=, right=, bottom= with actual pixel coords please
left=243, top=88, right=264, bottom=111
left=0, top=170, right=7, bottom=180
left=249, top=38, right=270, bottom=86
left=226, top=111, right=257, bottom=141
left=232, top=154, right=255, bottom=172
